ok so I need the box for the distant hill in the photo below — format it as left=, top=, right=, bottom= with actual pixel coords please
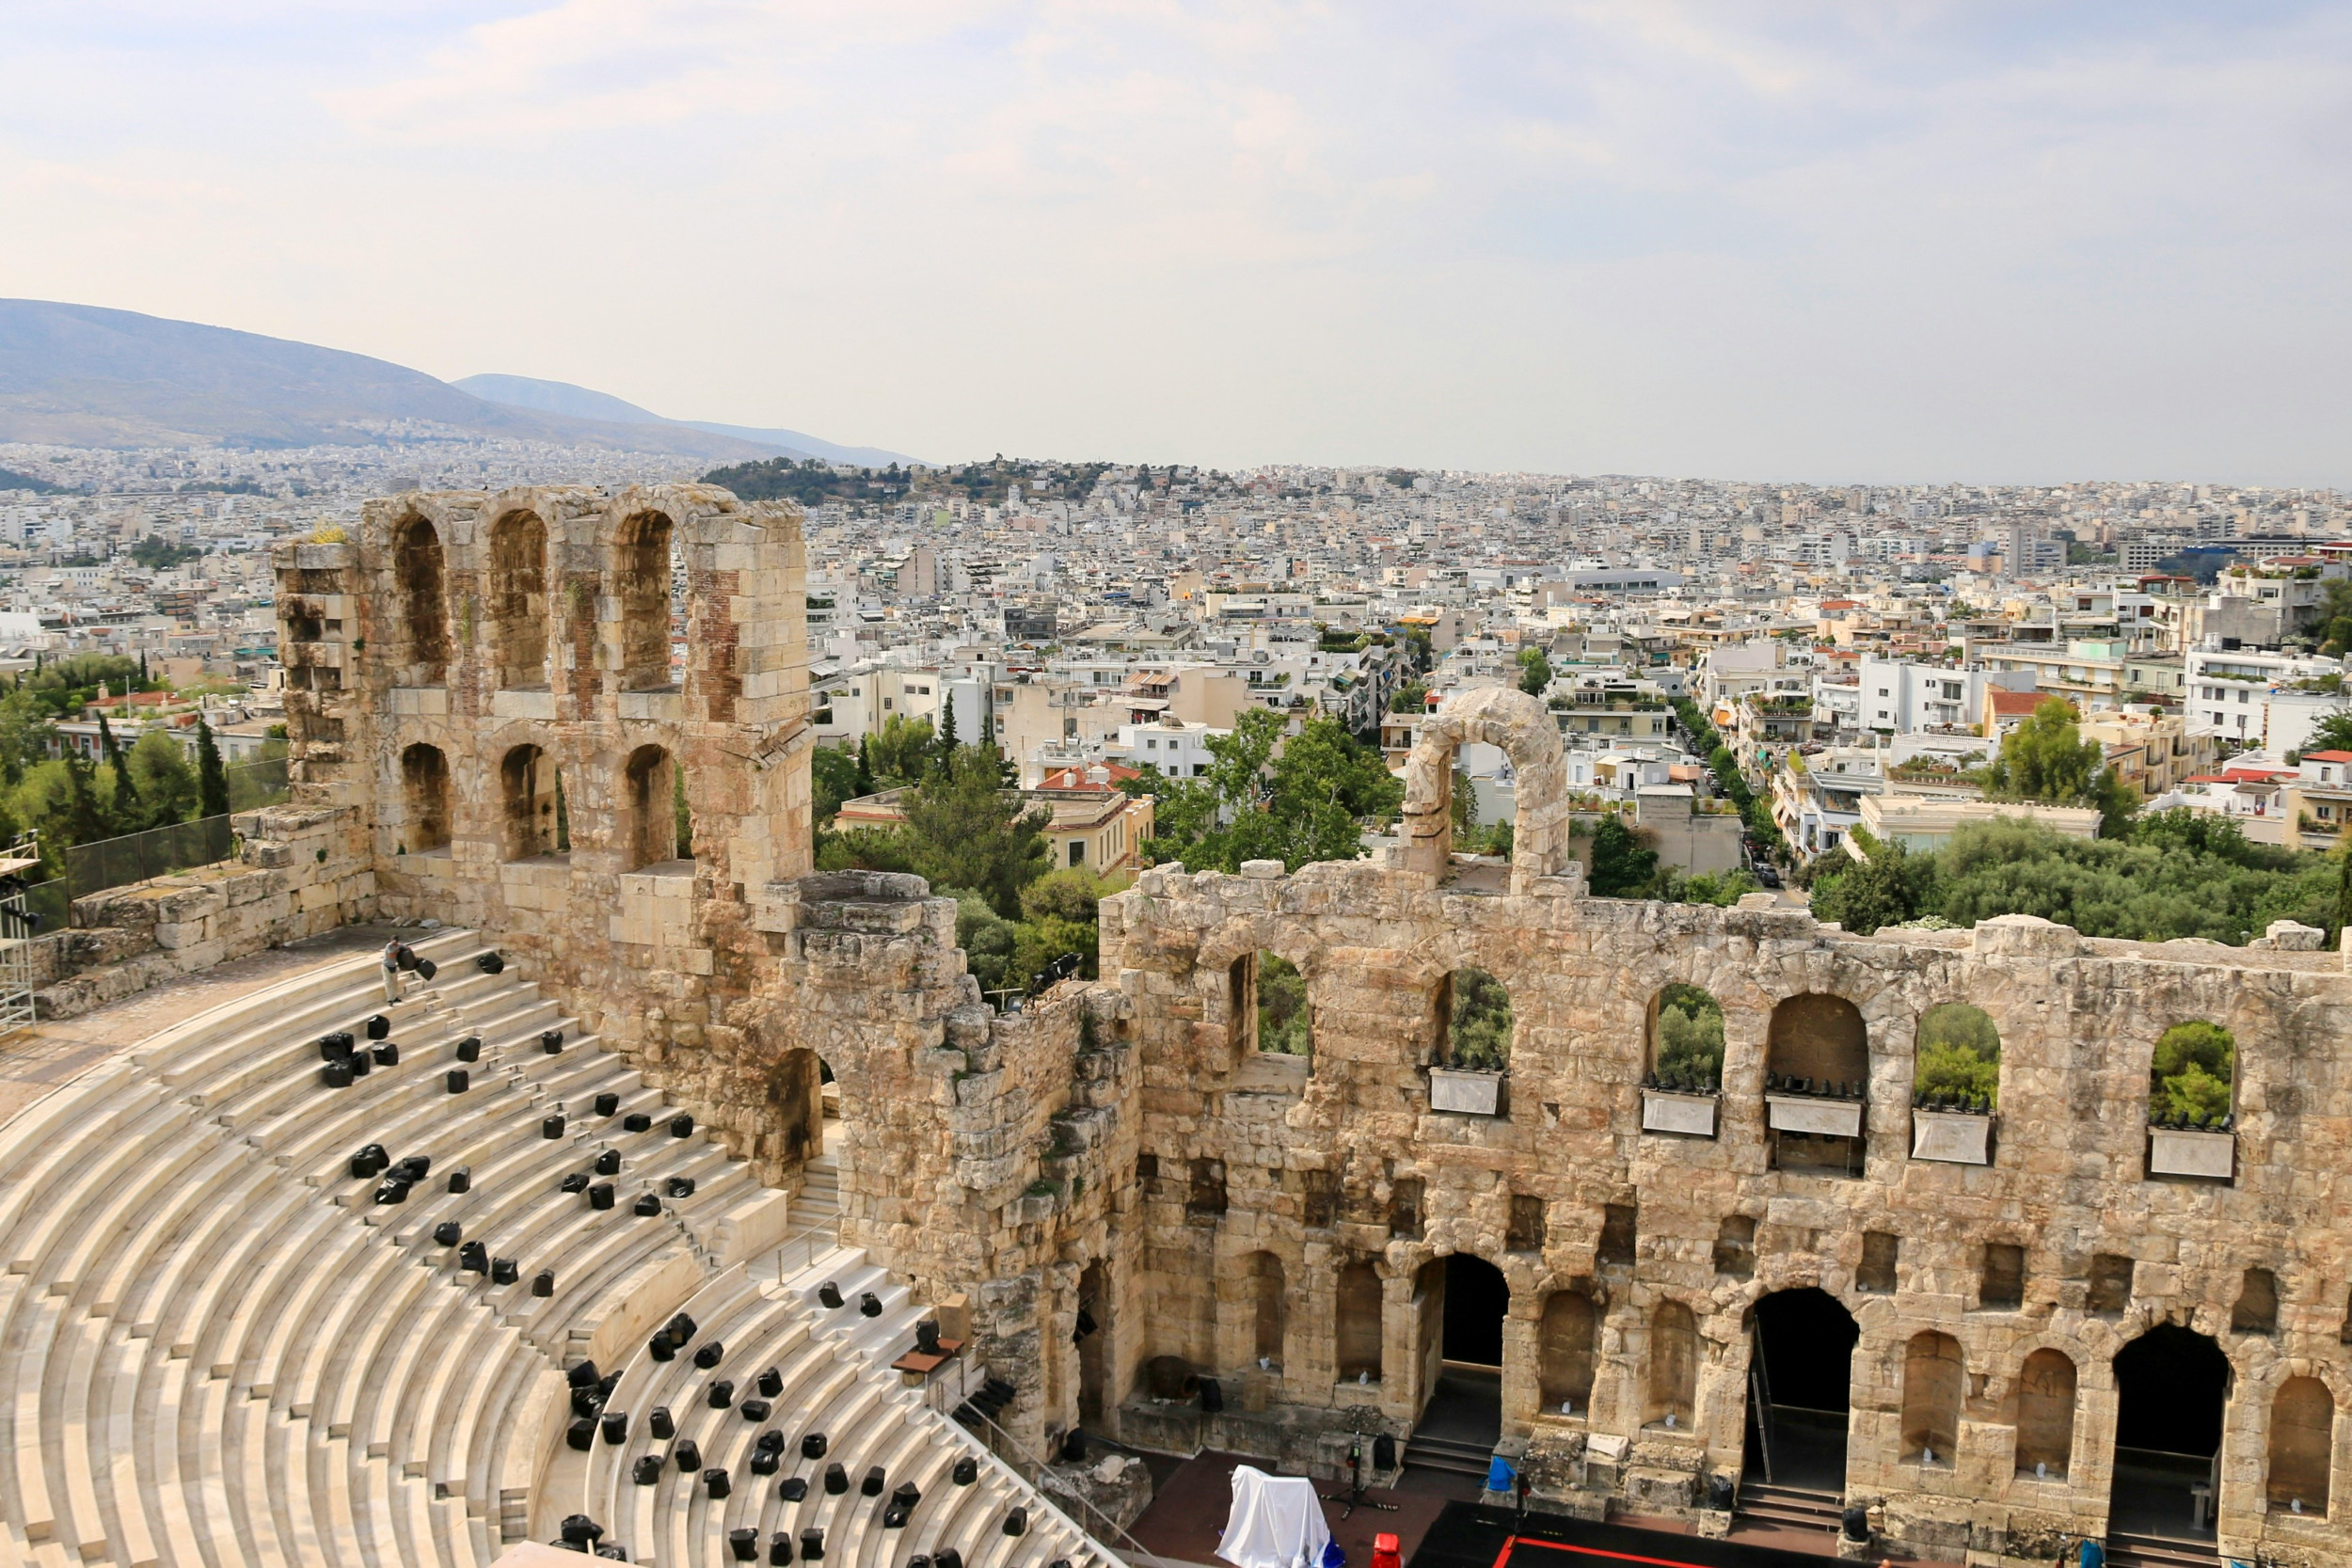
left=454, top=373, right=921, bottom=467
left=0, top=466, right=68, bottom=495
left=0, top=300, right=776, bottom=460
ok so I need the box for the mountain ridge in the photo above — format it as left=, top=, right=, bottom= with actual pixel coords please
left=0, top=301, right=894, bottom=466
left=453, top=373, right=920, bottom=467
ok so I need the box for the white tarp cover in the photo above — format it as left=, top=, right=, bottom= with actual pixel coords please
left=1217, top=1465, right=1332, bottom=1568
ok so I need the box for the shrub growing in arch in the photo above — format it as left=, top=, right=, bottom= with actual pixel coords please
left=1447, top=967, right=1512, bottom=1069
left=1915, top=1003, right=2000, bottom=1109
left=1652, top=983, right=1724, bottom=1089
left=2151, top=1021, right=2234, bottom=1123
left=1258, top=954, right=1310, bottom=1055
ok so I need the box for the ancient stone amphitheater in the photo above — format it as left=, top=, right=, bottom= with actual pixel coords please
left=1, top=486, right=2347, bottom=1568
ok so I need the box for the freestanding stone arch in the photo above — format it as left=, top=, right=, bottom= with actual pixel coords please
left=1400, top=686, right=1572, bottom=891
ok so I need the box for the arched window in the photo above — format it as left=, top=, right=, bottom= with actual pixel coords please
left=2014, top=1348, right=2076, bottom=1480
left=1336, top=1261, right=1383, bottom=1383
left=1248, top=1253, right=1286, bottom=1366
left=620, top=744, right=681, bottom=869
left=1915, top=1003, right=2000, bottom=1109
left=399, top=742, right=450, bottom=853
left=1648, top=983, right=1724, bottom=1091
left=2268, top=1376, right=2334, bottom=1516
left=1441, top=966, right=1512, bottom=1069
left=1258, top=954, right=1310, bottom=1055
left=616, top=510, right=675, bottom=691
left=1901, top=1331, right=1963, bottom=1466
left=394, top=515, right=450, bottom=685
left=488, top=509, right=549, bottom=689
left=1766, top=993, right=1869, bottom=1175
left=500, top=744, right=559, bottom=860
left=2151, top=1020, right=2234, bottom=1126
left=774, top=1047, right=830, bottom=1174
left=1538, top=1290, right=1597, bottom=1417
left=1646, top=1300, right=1696, bottom=1430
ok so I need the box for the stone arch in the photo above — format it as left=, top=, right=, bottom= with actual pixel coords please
left=1645, top=1298, right=1698, bottom=1430
left=1438, top=965, right=1513, bottom=1069
left=2014, top=1346, right=2077, bottom=1480
left=1647, top=981, right=1725, bottom=1090
left=770, top=1044, right=834, bottom=1180
left=392, top=514, right=450, bottom=685
left=1335, top=1259, right=1384, bottom=1383
left=620, top=743, right=680, bottom=869
left=2150, top=1018, right=2235, bottom=1127
left=1246, top=1251, right=1287, bottom=1366
left=487, top=508, right=549, bottom=689
left=1399, top=686, right=1569, bottom=888
left=1901, top=1330, right=1964, bottom=1466
left=2267, top=1375, right=2334, bottom=1515
left=1914, top=1001, right=2001, bottom=1109
left=1077, top=1258, right=1112, bottom=1426
left=615, top=509, right=675, bottom=691
left=1766, top=992, right=1869, bottom=1176
left=1536, top=1287, right=1597, bottom=1417
left=399, top=742, right=450, bottom=853
left=499, top=742, right=560, bottom=861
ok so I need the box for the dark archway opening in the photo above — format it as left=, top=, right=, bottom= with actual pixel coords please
left=1746, top=1286, right=1860, bottom=1498
left=2110, top=1323, right=2231, bottom=1541
left=1419, top=1253, right=1507, bottom=1450
left=1077, top=1259, right=1111, bottom=1427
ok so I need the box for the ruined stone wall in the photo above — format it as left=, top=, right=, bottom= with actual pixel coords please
left=1099, top=861, right=2352, bottom=1564
left=268, top=494, right=1138, bottom=1458
left=244, top=493, right=2352, bottom=1560
left=277, top=483, right=814, bottom=1076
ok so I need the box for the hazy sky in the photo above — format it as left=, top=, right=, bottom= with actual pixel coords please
left=5, top=3, right=2349, bottom=483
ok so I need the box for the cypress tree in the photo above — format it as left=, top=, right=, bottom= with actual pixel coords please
left=196, top=717, right=230, bottom=819
left=932, top=696, right=958, bottom=776
left=61, top=752, right=107, bottom=847
left=854, top=736, right=876, bottom=799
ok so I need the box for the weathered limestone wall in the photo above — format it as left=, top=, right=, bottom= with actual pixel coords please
left=36, top=803, right=375, bottom=1017
left=1097, top=856, right=2352, bottom=1564
left=277, top=484, right=814, bottom=1065
left=262, top=488, right=1145, bottom=1460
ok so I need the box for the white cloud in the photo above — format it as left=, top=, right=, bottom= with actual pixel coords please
left=1, top=2, right=2347, bottom=481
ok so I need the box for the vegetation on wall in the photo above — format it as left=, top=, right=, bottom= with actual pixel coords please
left=1257, top=954, right=1311, bottom=1055
left=2150, top=1020, right=2234, bottom=1123
left=1652, top=983, right=1724, bottom=1087
left=1447, top=966, right=1513, bottom=1069
left=1914, top=1003, right=2001, bottom=1108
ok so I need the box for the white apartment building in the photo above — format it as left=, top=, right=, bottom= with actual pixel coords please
left=2184, top=646, right=2345, bottom=750
left=1855, top=657, right=2036, bottom=734
left=1111, top=717, right=1226, bottom=780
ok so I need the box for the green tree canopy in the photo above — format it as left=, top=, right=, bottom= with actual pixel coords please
left=1518, top=646, right=1552, bottom=696
left=898, top=743, right=1050, bottom=917
left=1257, top=953, right=1310, bottom=1054
left=1585, top=816, right=1658, bottom=896
left=1138, top=710, right=1401, bottom=874
left=810, top=745, right=861, bottom=826
left=1448, top=966, right=1513, bottom=1069
left=2151, top=1020, right=2234, bottom=1123
left=1915, top=1003, right=2001, bottom=1107
left=864, top=713, right=936, bottom=789
left=1808, top=811, right=2337, bottom=944
left=1983, top=697, right=2137, bottom=834
left=1652, top=983, right=1724, bottom=1086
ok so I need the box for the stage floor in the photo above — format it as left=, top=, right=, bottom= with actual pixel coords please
left=1406, top=1504, right=1895, bottom=1568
